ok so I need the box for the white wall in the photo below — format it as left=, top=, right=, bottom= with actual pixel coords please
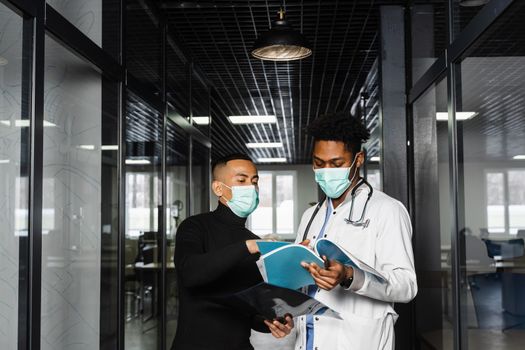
left=438, top=160, right=525, bottom=245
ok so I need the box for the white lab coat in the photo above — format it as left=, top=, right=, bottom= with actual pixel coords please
left=293, top=188, right=417, bottom=350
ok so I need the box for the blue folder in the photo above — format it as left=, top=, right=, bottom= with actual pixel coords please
left=316, top=238, right=385, bottom=282
left=257, top=239, right=385, bottom=289
left=258, top=245, right=324, bottom=290
left=256, top=241, right=291, bottom=255
left=316, top=239, right=358, bottom=268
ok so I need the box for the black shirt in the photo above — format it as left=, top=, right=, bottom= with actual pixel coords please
left=172, top=202, right=268, bottom=350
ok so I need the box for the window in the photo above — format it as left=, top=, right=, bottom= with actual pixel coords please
left=367, top=168, right=382, bottom=190
left=126, top=172, right=160, bottom=237
left=249, top=171, right=296, bottom=237
left=486, top=169, right=525, bottom=235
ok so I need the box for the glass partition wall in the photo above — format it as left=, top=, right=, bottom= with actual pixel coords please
left=455, top=4, right=525, bottom=348
left=0, top=4, right=27, bottom=350
left=410, top=1, right=525, bottom=349
left=0, top=1, right=211, bottom=350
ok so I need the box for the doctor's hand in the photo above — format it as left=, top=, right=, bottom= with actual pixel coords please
left=299, top=239, right=312, bottom=249
left=301, top=257, right=353, bottom=291
left=264, top=314, right=294, bottom=338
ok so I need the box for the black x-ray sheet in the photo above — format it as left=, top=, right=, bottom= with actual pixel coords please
left=224, top=282, right=342, bottom=321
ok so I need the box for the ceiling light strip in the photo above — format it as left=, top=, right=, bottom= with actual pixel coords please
left=257, top=157, right=287, bottom=163
left=246, top=142, right=283, bottom=148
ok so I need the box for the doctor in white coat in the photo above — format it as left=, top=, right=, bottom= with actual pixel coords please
left=292, top=113, right=417, bottom=350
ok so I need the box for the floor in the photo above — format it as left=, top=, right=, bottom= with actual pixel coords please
left=422, top=329, right=525, bottom=350
left=421, top=272, right=525, bottom=350
left=125, top=318, right=158, bottom=350
left=124, top=321, right=295, bottom=350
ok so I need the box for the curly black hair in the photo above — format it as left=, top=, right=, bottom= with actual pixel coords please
left=306, top=113, right=370, bottom=155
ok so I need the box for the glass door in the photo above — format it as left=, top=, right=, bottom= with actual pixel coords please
left=40, top=35, right=119, bottom=350
left=124, top=91, right=163, bottom=350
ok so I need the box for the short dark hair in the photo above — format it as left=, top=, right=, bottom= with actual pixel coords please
left=212, top=153, right=253, bottom=179
left=306, top=113, right=370, bottom=155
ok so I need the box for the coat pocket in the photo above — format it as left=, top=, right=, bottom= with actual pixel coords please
left=336, top=312, right=396, bottom=350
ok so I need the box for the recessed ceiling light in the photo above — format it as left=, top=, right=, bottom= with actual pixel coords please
left=125, top=159, right=151, bottom=165
left=257, top=157, right=287, bottom=163
left=0, top=120, right=57, bottom=127
left=101, top=145, right=119, bottom=151
left=513, top=155, right=525, bottom=160
left=370, top=156, right=380, bottom=162
left=0, top=159, right=10, bottom=164
left=77, top=145, right=96, bottom=150
left=436, top=112, right=477, bottom=121
left=193, top=116, right=210, bottom=125
left=246, top=142, right=283, bottom=148
left=228, top=115, right=277, bottom=124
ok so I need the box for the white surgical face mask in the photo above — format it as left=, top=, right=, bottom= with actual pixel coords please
left=314, top=156, right=358, bottom=199
left=221, top=183, right=259, bottom=217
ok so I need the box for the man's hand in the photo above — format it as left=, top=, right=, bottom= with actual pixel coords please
left=299, top=239, right=311, bottom=248
left=245, top=240, right=260, bottom=254
left=301, top=256, right=353, bottom=291
left=264, top=314, right=294, bottom=338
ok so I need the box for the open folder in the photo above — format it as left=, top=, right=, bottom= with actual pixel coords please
left=256, top=238, right=386, bottom=290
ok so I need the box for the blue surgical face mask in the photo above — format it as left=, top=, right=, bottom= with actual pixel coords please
left=314, top=157, right=358, bottom=199
left=221, top=184, right=259, bottom=218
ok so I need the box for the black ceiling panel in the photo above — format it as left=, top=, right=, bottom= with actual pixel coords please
left=162, top=0, right=381, bottom=163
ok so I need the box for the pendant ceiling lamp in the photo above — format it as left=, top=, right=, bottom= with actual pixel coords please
left=251, top=8, right=312, bottom=61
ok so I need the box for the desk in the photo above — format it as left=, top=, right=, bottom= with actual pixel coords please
left=494, top=256, right=525, bottom=319
left=126, top=262, right=176, bottom=331
left=132, top=262, right=175, bottom=270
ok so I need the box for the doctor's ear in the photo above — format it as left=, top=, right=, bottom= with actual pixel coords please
left=355, top=151, right=365, bottom=168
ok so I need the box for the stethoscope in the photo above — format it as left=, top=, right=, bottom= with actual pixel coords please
left=301, top=178, right=374, bottom=241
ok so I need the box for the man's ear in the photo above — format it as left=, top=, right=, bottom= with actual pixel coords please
left=211, top=180, right=223, bottom=197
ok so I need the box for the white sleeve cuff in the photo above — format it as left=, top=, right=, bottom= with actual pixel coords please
left=348, top=266, right=365, bottom=291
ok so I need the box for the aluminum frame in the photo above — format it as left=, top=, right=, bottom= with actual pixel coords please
left=27, top=2, right=45, bottom=350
